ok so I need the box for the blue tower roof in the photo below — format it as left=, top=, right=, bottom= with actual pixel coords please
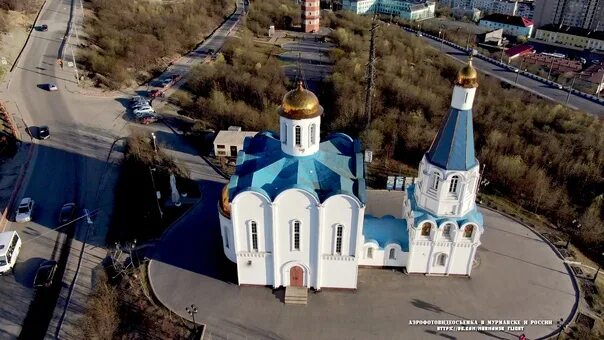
left=228, top=131, right=367, bottom=204
left=426, top=107, right=478, bottom=171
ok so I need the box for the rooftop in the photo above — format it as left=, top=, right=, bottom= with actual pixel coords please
left=365, top=190, right=406, bottom=219
left=228, top=131, right=367, bottom=204
left=363, top=215, right=409, bottom=251
left=214, top=130, right=258, bottom=146
left=537, top=24, right=604, bottom=41
left=481, top=14, right=533, bottom=27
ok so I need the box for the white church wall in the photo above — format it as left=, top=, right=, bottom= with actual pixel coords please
left=237, top=253, right=274, bottom=285
left=358, top=243, right=407, bottom=267
left=274, top=189, right=320, bottom=288
left=218, top=212, right=236, bottom=263
left=407, top=241, right=433, bottom=273
left=320, top=257, right=357, bottom=288
left=232, top=191, right=274, bottom=286
left=280, top=116, right=321, bottom=157
left=321, top=195, right=362, bottom=256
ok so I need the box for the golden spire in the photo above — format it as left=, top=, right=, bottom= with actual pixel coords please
left=455, top=56, right=478, bottom=88
left=279, top=81, right=323, bottom=119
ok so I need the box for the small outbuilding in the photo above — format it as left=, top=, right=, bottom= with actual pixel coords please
left=213, top=126, right=257, bottom=157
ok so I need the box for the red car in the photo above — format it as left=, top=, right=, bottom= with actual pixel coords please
left=149, top=89, right=164, bottom=98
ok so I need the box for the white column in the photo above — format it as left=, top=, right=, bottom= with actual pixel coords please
left=230, top=202, right=242, bottom=285
left=315, top=204, right=324, bottom=289
left=445, top=243, right=456, bottom=275
left=271, top=203, right=280, bottom=288
left=466, top=243, right=478, bottom=276
left=352, top=205, right=365, bottom=287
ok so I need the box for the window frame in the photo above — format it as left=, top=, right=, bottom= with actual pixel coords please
left=334, top=224, right=343, bottom=255
left=431, top=172, right=440, bottom=190
left=292, top=220, right=301, bottom=251
left=250, top=221, right=258, bottom=252
left=463, top=224, right=474, bottom=238
left=420, top=222, right=432, bottom=237
left=449, top=175, right=460, bottom=195
left=223, top=227, right=229, bottom=249
left=282, top=123, right=287, bottom=144
left=388, top=248, right=396, bottom=260
left=295, top=125, right=301, bottom=147
left=310, top=123, right=316, bottom=145
left=366, top=246, right=374, bottom=259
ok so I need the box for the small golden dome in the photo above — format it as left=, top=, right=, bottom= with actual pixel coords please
left=279, top=81, right=323, bottom=119
left=219, top=184, right=231, bottom=218
left=456, top=57, right=478, bottom=88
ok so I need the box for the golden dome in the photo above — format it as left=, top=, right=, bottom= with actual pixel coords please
left=219, top=184, right=231, bottom=218
left=279, top=81, right=323, bottom=119
left=456, top=57, right=478, bottom=88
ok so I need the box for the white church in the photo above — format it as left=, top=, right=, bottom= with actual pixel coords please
left=217, top=59, right=484, bottom=290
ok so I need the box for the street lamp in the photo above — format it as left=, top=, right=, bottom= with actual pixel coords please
left=565, top=219, right=582, bottom=249
left=185, top=304, right=198, bottom=327
left=514, top=69, right=520, bottom=84
left=565, top=73, right=580, bottom=105
left=151, top=132, right=157, bottom=152
left=547, top=58, right=556, bottom=80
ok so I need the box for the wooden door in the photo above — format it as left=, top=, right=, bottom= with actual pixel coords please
left=290, top=266, right=304, bottom=287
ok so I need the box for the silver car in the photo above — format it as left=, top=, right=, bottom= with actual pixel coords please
left=15, top=198, right=34, bottom=223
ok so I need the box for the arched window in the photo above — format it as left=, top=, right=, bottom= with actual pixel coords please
left=250, top=221, right=258, bottom=251
left=442, top=224, right=452, bottom=238
left=292, top=220, right=301, bottom=251
left=334, top=224, right=343, bottom=255
left=223, top=227, right=229, bottom=249
left=366, top=247, right=374, bottom=259
left=435, top=253, right=447, bottom=266
left=421, top=222, right=432, bottom=236
left=464, top=224, right=474, bottom=238
left=431, top=172, right=440, bottom=190
left=389, top=248, right=396, bottom=260
left=282, top=123, right=287, bottom=144
left=309, top=124, right=316, bottom=145
left=449, top=175, right=459, bottom=193
left=295, top=126, right=301, bottom=147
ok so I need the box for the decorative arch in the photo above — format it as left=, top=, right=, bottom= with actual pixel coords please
left=463, top=223, right=476, bottom=238
left=281, top=261, right=311, bottom=287
left=363, top=241, right=379, bottom=260
left=434, top=253, right=448, bottom=267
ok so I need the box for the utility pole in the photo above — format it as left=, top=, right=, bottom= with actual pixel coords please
left=364, top=17, right=378, bottom=128
left=597, top=69, right=604, bottom=98
left=565, top=73, right=578, bottom=104
left=547, top=58, right=556, bottom=80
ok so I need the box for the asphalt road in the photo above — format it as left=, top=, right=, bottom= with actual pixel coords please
left=0, top=0, right=126, bottom=337
left=413, top=30, right=604, bottom=117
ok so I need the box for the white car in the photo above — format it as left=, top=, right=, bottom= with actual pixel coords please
left=48, top=83, right=58, bottom=91
left=15, top=198, right=34, bottom=223
left=133, top=107, right=155, bottom=117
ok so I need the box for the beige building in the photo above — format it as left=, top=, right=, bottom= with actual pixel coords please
left=533, top=0, right=604, bottom=31
left=533, top=24, right=604, bottom=50
left=213, top=127, right=257, bottom=157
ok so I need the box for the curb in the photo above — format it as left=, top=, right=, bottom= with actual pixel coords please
left=479, top=205, right=580, bottom=340
left=9, top=0, right=48, bottom=73
left=0, top=138, right=35, bottom=233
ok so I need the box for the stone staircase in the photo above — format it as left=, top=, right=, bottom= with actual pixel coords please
left=284, top=286, right=308, bottom=305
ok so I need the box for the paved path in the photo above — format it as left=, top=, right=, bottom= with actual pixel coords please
left=148, top=182, right=576, bottom=340
left=409, top=28, right=604, bottom=117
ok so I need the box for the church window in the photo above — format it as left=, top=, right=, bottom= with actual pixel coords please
left=293, top=220, right=301, bottom=251
left=335, top=224, right=343, bottom=255
left=449, top=175, right=459, bottom=193
left=310, top=124, right=316, bottom=145
left=224, top=227, right=229, bottom=249
left=431, top=173, right=440, bottom=190
left=366, top=247, right=373, bottom=259
left=464, top=224, right=474, bottom=238
left=435, top=253, right=447, bottom=266
left=295, top=126, right=301, bottom=147
left=250, top=221, right=258, bottom=251
left=442, top=224, right=452, bottom=239
left=282, top=124, right=287, bottom=144
left=421, top=222, right=431, bottom=237
left=389, top=248, right=396, bottom=260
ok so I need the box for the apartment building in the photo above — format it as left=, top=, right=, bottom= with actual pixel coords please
left=343, top=0, right=435, bottom=20
left=533, top=0, right=604, bottom=31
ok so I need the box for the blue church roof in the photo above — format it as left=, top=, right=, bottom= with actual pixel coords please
left=426, top=107, right=478, bottom=171
left=363, top=215, right=409, bottom=251
left=228, top=131, right=367, bottom=203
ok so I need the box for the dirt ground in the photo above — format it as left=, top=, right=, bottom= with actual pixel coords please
left=0, top=9, right=35, bottom=81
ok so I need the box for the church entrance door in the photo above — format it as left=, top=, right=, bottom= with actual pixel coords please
left=290, top=266, right=304, bottom=287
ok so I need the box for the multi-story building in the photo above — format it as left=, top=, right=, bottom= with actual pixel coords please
left=533, top=24, right=604, bottom=50
left=342, top=0, right=436, bottom=21
left=533, top=0, right=604, bottom=31
left=479, top=13, right=534, bottom=36
left=443, top=0, right=535, bottom=18
left=302, top=0, right=320, bottom=33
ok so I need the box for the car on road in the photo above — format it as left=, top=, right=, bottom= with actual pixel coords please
left=131, top=101, right=152, bottom=110
left=47, top=83, right=58, bottom=91
left=38, top=126, right=50, bottom=140
left=15, top=198, right=34, bottom=223
left=0, top=231, right=21, bottom=274
left=149, top=89, right=164, bottom=98
left=59, top=203, right=76, bottom=224
left=33, top=260, right=58, bottom=288
left=416, top=32, right=422, bottom=37
left=39, top=24, right=48, bottom=32
left=159, top=78, right=173, bottom=87
left=208, top=48, right=215, bottom=55
left=130, top=95, right=146, bottom=104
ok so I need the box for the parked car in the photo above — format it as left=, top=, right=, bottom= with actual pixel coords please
left=33, top=260, right=58, bottom=288
left=149, top=89, right=163, bottom=98
left=131, top=102, right=152, bottom=110
left=15, top=198, right=34, bottom=223
left=38, top=126, right=50, bottom=140
left=138, top=114, right=159, bottom=125
left=0, top=231, right=21, bottom=274
left=39, top=24, right=48, bottom=32
left=59, top=203, right=76, bottom=224
left=129, top=95, right=146, bottom=104
left=47, top=83, right=58, bottom=91
left=133, top=107, right=155, bottom=117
